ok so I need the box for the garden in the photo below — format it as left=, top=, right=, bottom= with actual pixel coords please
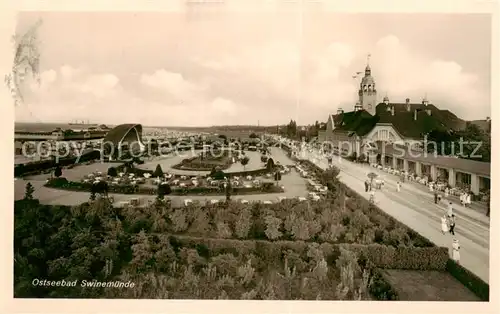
left=15, top=149, right=488, bottom=301
left=171, top=149, right=236, bottom=171
left=44, top=157, right=291, bottom=197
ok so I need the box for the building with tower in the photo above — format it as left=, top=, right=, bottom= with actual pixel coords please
left=317, top=57, right=467, bottom=157
left=358, top=58, right=377, bottom=115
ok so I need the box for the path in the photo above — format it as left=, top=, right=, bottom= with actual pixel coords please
left=302, top=149, right=489, bottom=283
left=14, top=147, right=305, bottom=208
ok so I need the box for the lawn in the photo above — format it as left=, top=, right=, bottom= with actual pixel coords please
left=381, top=269, right=480, bottom=301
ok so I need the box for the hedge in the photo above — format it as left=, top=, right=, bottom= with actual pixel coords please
left=369, top=268, right=399, bottom=300
left=296, top=158, right=435, bottom=248
left=45, top=178, right=282, bottom=196
left=166, top=235, right=449, bottom=271
left=446, top=259, right=489, bottom=301
left=14, top=150, right=103, bottom=177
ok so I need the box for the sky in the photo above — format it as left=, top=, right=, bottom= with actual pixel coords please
left=14, top=10, right=492, bottom=126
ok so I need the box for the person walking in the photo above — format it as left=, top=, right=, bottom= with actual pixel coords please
left=447, top=202, right=453, bottom=217
left=434, top=191, right=438, bottom=204
left=364, top=180, right=369, bottom=192
left=369, top=189, right=375, bottom=204
left=465, top=193, right=471, bottom=208
left=452, top=239, right=461, bottom=264
left=460, top=192, right=465, bottom=206
left=396, top=181, right=401, bottom=192
left=441, top=215, right=449, bottom=235
left=444, top=187, right=449, bottom=198
left=449, top=214, right=456, bottom=235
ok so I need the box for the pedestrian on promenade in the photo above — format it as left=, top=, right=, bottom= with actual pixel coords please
left=465, top=193, right=471, bottom=207
left=441, top=215, right=449, bottom=234
left=452, top=239, right=461, bottom=264
left=447, top=202, right=453, bottom=217
left=460, top=192, right=465, bottom=206
left=429, top=183, right=434, bottom=192
left=444, top=187, right=449, bottom=198
left=434, top=191, right=438, bottom=204
left=449, top=214, right=456, bottom=235
left=396, top=181, right=401, bottom=192
left=369, top=190, right=375, bottom=203
left=364, top=180, right=369, bottom=192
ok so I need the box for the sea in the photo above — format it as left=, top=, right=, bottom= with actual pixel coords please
left=14, top=122, right=107, bottom=133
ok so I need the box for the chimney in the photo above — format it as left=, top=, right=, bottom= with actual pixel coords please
left=405, top=98, right=411, bottom=112
left=486, top=116, right=491, bottom=122
left=414, top=109, right=418, bottom=121
left=337, top=108, right=344, bottom=115
left=354, top=103, right=362, bottom=112
left=391, top=106, right=395, bottom=116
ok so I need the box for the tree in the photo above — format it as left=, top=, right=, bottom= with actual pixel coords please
left=264, top=215, right=282, bottom=240
left=89, top=190, right=96, bottom=201
left=211, top=169, right=226, bottom=181
left=24, top=182, right=34, bottom=200
left=240, top=156, right=250, bottom=170
left=107, top=167, right=118, bottom=177
left=130, top=230, right=153, bottom=272
left=153, top=164, right=164, bottom=178
left=157, top=182, right=172, bottom=200
left=54, top=165, right=62, bottom=178
left=266, top=158, right=275, bottom=170
left=234, top=207, right=251, bottom=238
left=274, top=171, right=282, bottom=186
left=170, top=210, right=188, bottom=232
left=225, top=179, right=232, bottom=201
left=91, top=181, right=109, bottom=197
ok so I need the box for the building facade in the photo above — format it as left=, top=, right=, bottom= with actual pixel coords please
left=318, top=61, right=467, bottom=159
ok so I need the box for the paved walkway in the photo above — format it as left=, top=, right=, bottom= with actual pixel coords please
left=304, top=150, right=489, bottom=283
left=14, top=147, right=304, bottom=208
left=138, top=150, right=268, bottom=175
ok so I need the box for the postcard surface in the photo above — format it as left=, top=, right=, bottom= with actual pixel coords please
left=2, top=0, right=497, bottom=313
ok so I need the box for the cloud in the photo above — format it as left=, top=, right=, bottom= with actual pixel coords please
left=140, top=69, right=208, bottom=104
left=372, top=35, right=486, bottom=118
left=194, top=35, right=488, bottom=122
left=210, top=97, right=238, bottom=116
left=17, top=35, right=488, bottom=126
left=17, top=65, right=246, bottom=126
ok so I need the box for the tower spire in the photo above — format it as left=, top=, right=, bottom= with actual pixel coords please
left=364, top=53, right=372, bottom=76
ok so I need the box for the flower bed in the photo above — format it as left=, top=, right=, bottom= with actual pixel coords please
left=171, top=150, right=234, bottom=171
left=44, top=177, right=283, bottom=196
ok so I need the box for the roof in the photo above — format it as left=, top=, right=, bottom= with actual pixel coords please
left=103, top=124, right=144, bottom=147
left=330, top=110, right=378, bottom=136
left=469, top=120, right=490, bottom=133
left=376, top=103, right=448, bottom=139
left=379, top=144, right=490, bottom=177
left=329, top=102, right=466, bottom=140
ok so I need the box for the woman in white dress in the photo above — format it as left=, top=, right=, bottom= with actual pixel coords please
left=444, top=187, right=449, bottom=198
left=441, top=215, right=449, bottom=234
left=452, top=239, right=460, bottom=264
left=465, top=193, right=471, bottom=207
left=396, top=181, right=401, bottom=192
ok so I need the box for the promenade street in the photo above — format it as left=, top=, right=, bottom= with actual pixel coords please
left=301, top=148, right=489, bottom=283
